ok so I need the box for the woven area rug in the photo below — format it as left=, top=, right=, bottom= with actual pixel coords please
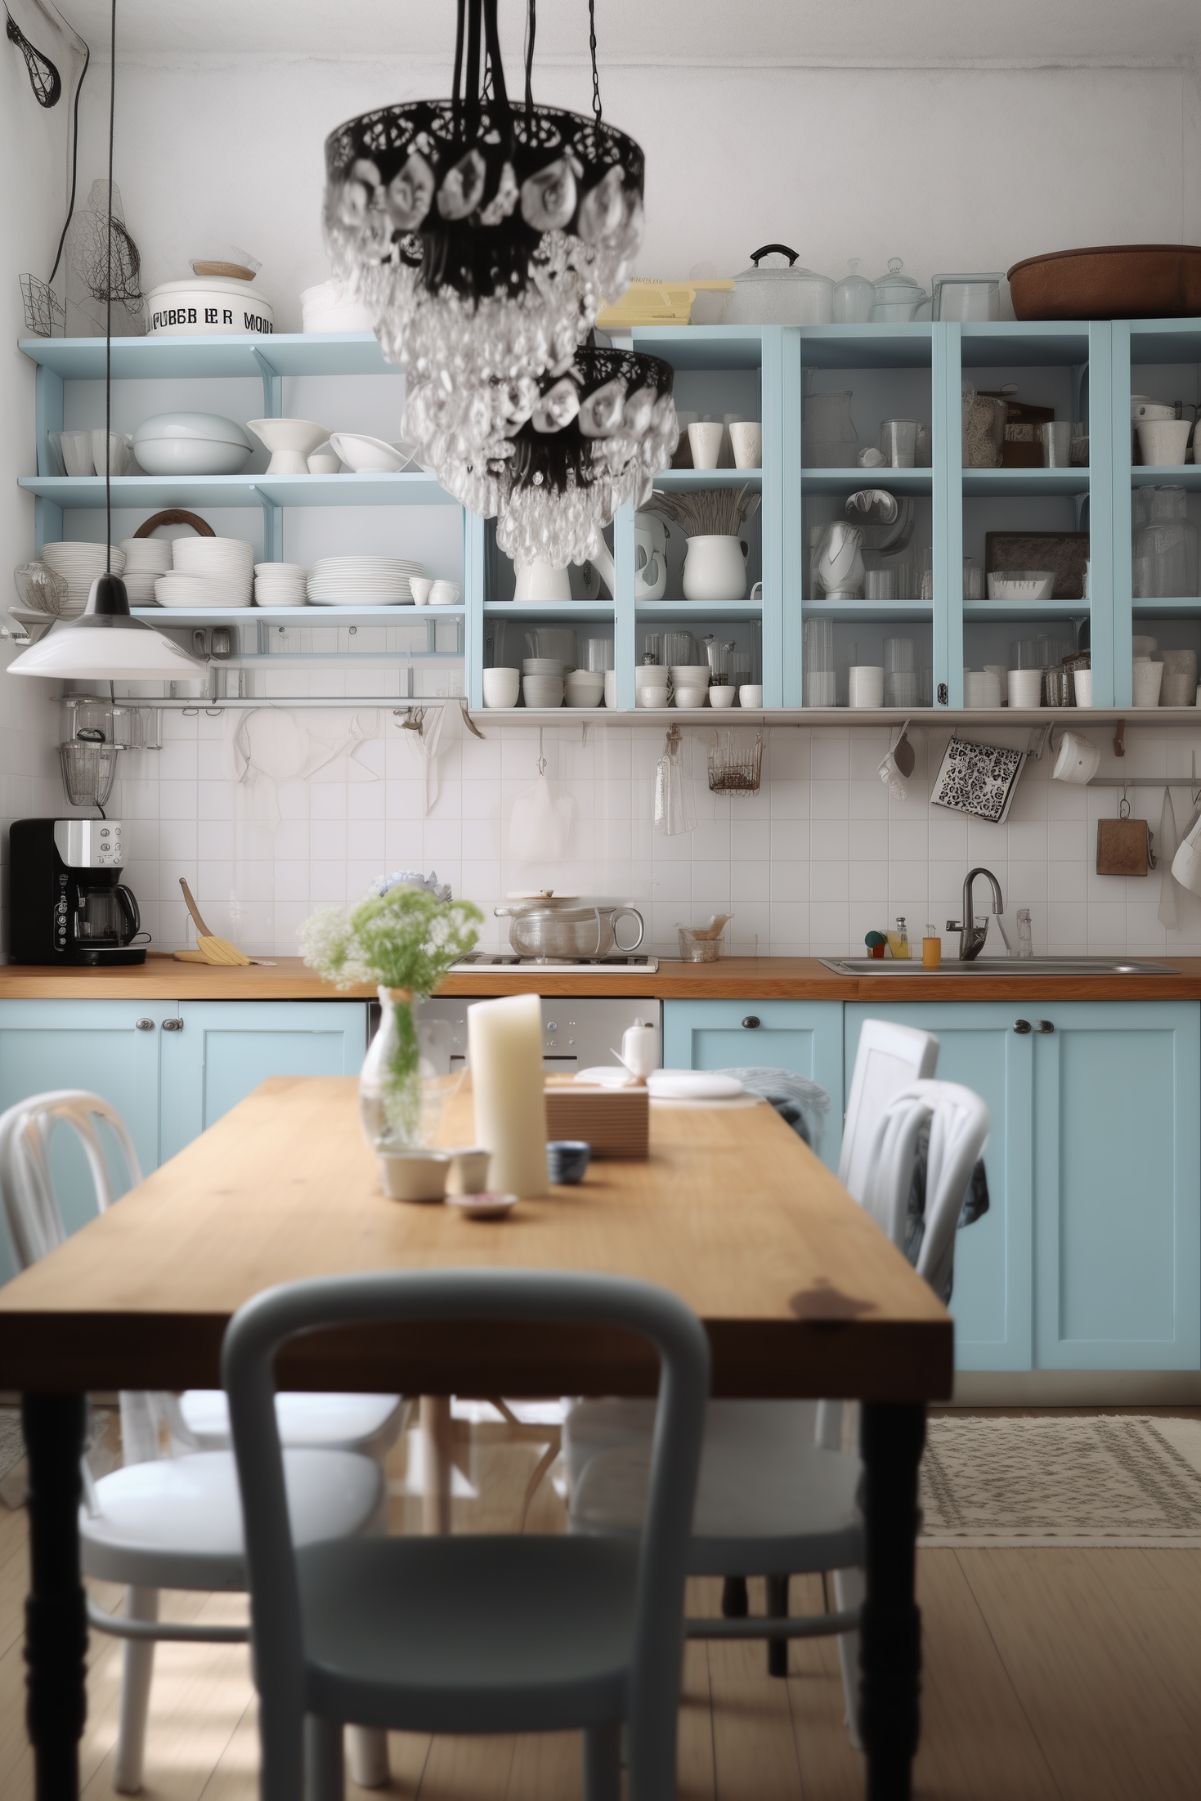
left=920, top=1414, right=1201, bottom=1547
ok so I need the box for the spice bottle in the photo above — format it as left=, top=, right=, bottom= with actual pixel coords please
left=922, top=925, right=941, bottom=969
left=887, top=916, right=910, bottom=960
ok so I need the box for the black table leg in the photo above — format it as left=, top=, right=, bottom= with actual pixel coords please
left=22, top=1394, right=88, bottom=1801
left=859, top=1402, right=925, bottom=1801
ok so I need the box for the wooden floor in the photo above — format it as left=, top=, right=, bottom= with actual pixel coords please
left=0, top=1413, right=1198, bottom=1800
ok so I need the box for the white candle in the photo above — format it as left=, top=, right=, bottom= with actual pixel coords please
left=467, top=994, right=549, bottom=1198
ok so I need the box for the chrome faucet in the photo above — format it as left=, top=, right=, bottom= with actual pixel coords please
left=947, top=866, right=1005, bottom=961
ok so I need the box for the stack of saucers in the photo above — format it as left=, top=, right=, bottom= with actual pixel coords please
left=307, top=555, right=422, bottom=606
left=171, top=535, right=255, bottom=603
left=155, top=573, right=248, bottom=609
left=253, top=562, right=308, bottom=607
left=40, top=542, right=126, bottom=617
left=119, top=537, right=172, bottom=605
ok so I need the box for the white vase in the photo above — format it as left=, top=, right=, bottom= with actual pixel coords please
left=682, top=534, right=749, bottom=603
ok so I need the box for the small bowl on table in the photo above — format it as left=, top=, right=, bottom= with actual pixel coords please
left=547, top=1140, right=591, bottom=1185
left=377, top=1147, right=450, bottom=1203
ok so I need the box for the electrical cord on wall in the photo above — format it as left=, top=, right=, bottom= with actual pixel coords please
left=103, top=0, right=115, bottom=574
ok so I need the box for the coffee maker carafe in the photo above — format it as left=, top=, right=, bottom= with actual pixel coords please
left=8, top=819, right=146, bottom=966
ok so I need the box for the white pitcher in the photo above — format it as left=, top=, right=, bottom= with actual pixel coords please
left=586, top=514, right=668, bottom=601
left=682, top=534, right=748, bottom=603
left=513, top=558, right=602, bottom=603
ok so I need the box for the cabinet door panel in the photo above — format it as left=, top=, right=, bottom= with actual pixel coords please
left=0, top=1000, right=169, bottom=1281
left=662, top=1001, right=844, bottom=1168
left=1034, top=1002, right=1200, bottom=1369
left=844, top=1004, right=1033, bottom=1371
left=160, top=1002, right=369, bottom=1163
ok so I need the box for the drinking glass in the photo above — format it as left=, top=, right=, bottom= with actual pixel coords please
left=1039, top=422, right=1073, bottom=467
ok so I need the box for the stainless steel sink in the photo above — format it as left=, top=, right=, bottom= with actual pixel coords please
left=820, top=956, right=1177, bottom=976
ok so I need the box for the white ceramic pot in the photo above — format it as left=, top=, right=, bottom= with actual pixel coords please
left=682, top=534, right=748, bottom=603
left=146, top=277, right=274, bottom=337
left=514, top=560, right=574, bottom=603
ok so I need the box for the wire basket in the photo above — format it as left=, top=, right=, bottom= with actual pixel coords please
left=707, top=728, right=764, bottom=795
left=59, top=742, right=118, bottom=807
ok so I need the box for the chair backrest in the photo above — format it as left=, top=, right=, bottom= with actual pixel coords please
left=0, top=1091, right=171, bottom=1470
left=860, top=1079, right=990, bottom=1300
left=222, top=1270, right=711, bottom=1800
left=839, top=1019, right=939, bottom=1203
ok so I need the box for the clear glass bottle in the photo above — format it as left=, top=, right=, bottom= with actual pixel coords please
left=1017, top=908, right=1033, bottom=959
left=922, top=925, right=941, bottom=969
left=888, top=916, right=910, bottom=960
left=832, top=258, right=874, bottom=324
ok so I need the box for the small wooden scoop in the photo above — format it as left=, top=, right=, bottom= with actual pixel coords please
left=174, top=877, right=253, bottom=966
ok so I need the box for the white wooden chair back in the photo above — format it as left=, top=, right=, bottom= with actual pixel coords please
left=838, top=1019, right=938, bottom=1203
left=860, top=1079, right=991, bottom=1297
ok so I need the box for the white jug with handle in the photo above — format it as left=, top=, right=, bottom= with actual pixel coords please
left=513, top=558, right=601, bottom=603
left=585, top=515, right=669, bottom=602
left=683, top=534, right=749, bottom=603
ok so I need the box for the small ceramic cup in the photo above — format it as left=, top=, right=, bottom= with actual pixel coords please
left=306, top=452, right=341, bottom=474
left=1008, top=668, right=1044, bottom=708
left=430, top=580, right=462, bottom=606
left=483, top=666, right=520, bottom=708
left=709, top=685, right=737, bottom=708
left=848, top=665, right=885, bottom=708
left=446, top=1146, right=491, bottom=1196
left=409, top=576, right=433, bottom=606
left=1051, top=730, right=1100, bottom=785
left=603, top=670, right=617, bottom=708
left=377, top=1148, right=450, bottom=1203
left=547, top=1140, right=591, bottom=1184
left=1136, top=419, right=1191, bottom=466
left=728, top=420, right=762, bottom=469
left=673, top=685, right=707, bottom=708
left=687, top=420, right=725, bottom=470
left=1073, top=669, right=1094, bottom=707
left=637, top=685, right=669, bottom=708
left=738, top=684, right=763, bottom=707
left=1132, top=658, right=1165, bottom=708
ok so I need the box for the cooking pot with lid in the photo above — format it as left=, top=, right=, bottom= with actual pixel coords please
left=495, top=893, right=646, bottom=960
left=723, top=245, right=834, bottom=325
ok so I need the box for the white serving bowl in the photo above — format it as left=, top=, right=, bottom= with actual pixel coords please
left=133, top=412, right=253, bottom=476
left=247, top=418, right=328, bottom=475
left=146, top=277, right=274, bottom=337
left=673, top=685, right=709, bottom=709
left=328, top=432, right=413, bottom=474
left=522, top=675, right=565, bottom=708
left=987, top=571, right=1055, bottom=601
left=670, top=664, right=712, bottom=687
left=565, top=672, right=605, bottom=706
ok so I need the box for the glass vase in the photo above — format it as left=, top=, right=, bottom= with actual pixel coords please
left=359, top=988, right=456, bottom=1149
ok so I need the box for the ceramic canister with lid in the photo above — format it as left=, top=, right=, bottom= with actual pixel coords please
left=146, top=276, right=274, bottom=336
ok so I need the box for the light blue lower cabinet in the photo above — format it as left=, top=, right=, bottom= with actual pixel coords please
left=1031, top=1002, right=1200, bottom=1371
left=662, top=1000, right=845, bottom=1169
left=159, top=1001, right=369, bottom=1163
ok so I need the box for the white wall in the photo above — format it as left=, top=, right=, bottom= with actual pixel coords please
left=78, top=56, right=1201, bottom=328
left=0, top=42, right=71, bottom=954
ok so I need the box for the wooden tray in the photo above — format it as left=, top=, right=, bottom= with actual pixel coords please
left=545, top=1082, right=649, bottom=1159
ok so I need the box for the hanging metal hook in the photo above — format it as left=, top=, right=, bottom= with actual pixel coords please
left=537, top=725, right=547, bottom=777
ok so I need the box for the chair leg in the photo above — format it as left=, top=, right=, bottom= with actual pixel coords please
left=720, top=1575, right=748, bottom=1618
left=346, top=1726, right=390, bottom=1789
left=305, top=1714, right=344, bottom=1801
left=583, top=1722, right=622, bottom=1801
left=833, top=1566, right=865, bottom=1752
left=113, top=1586, right=158, bottom=1795
left=766, top=1573, right=790, bottom=1678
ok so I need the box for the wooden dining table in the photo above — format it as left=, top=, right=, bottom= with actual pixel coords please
left=0, top=1075, right=952, bottom=1801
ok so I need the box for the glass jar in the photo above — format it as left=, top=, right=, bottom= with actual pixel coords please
left=832, top=258, right=874, bottom=324
left=1134, top=488, right=1198, bottom=598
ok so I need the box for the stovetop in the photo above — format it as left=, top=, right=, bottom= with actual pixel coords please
left=451, top=952, right=659, bottom=972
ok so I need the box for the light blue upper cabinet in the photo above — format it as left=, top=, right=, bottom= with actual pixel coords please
left=159, top=1001, right=368, bottom=1164
left=845, top=1002, right=1034, bottom=1371
left=1032, top=1002, right=1200, bottom=1369
left=662, top=999, right=844, bottom=1168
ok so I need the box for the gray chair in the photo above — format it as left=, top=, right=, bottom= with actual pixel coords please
left=222, top=1270, right=711, bottom=1801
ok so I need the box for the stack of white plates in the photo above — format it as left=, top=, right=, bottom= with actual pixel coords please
left=254, top=561, right=308, bottom=607
left=172, top=536, right=255, bottom=603
left=307, top=555, right=423, bottom=606
left=155, top=573, right=249, bottom=609
left=119, top=537, right=173, bottom=605
left=40, top=542, right=126, bottom=617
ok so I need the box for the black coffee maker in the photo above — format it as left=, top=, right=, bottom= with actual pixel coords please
left=8, top=819, right=146, bottom=966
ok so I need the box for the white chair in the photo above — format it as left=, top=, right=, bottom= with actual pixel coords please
left=563, top=1019, right=938, bottom=1667
left=0, top=1092, right=393, bottom=1796
left=566, top=1077, right=987, bottom=1751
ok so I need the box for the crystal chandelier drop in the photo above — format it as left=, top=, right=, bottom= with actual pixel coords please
left=412, top=343, right=678, bottom=567
left=322, top=0, right=644, bottom=393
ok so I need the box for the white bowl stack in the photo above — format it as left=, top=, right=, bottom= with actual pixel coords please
left=155, top=535, right=255, bottom=608
left=119, top=537, right=173, bottom=605
left=40, top=542, right=126, bottom=617
left=522, top=657, right=568, bottom=707
left=253, top=562, right=308, bottom=607
left=306, top=556, right=422, bottom=606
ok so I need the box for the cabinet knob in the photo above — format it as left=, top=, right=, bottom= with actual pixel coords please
left=1036, top=1019, right=1055, bottom=1034
left=1013, top=1018, right=1032, bottom=1035
left=161, top=1018, right=184, bottom=1032
left=134, top=1017, right=156, bottom=1032
left=741, top=1015, right=761, bottom=1030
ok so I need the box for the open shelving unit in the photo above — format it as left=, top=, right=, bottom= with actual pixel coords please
left=14, top=318, right=1201, bottom=720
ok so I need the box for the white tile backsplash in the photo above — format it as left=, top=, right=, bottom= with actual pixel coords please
left=9, top=704, right=1201, bottom=962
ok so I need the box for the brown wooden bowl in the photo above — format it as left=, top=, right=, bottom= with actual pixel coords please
left=1007, top=245, right=1201, bottom=320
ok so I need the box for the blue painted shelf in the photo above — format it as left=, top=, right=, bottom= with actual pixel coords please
left=655, top=468, right=762, bottom=491
left=20, top=472, right=453, bottom=508
left=484, top=602, right=614, bottom=621
left=1131, top=464, right=1201, bottom=488
left=803, top=468, right=932, bottom=494
left=635, top=600, right=763, bottom=623
left=18, top=332, right=393, bottom=380
left=130, top=606, right=465, bottom=626
left=961, top=468, right=1089, bottom=497
left=803, top=599, right=932, bottom=623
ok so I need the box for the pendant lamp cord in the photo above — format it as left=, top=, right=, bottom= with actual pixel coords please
left=104, top=0, right=116, bottom=574
left=524, top=0, right=535, bottom=116
left=452, top=0, right=465, bottom=123
left=588, top=0, right=602, bottom=121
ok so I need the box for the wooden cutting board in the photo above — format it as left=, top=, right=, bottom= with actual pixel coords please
left=1096, top=818, right=1151, bottom=876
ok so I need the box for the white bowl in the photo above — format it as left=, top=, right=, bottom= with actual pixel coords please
left=673, top=685, right=709, bottom=709
left=565, top=673, right=604, bottom=706
left=636, top=687, right=669, bottom=708
left=522, top=675, right=565, bottom=708
left=155, top=574, right=249, bottom=608
left=635, top=664, right=668, bottom=687
left=987, top=571, right=1055, bottom=601
left=483, top=668, right=521, bottom=708
left=670, top=664, right=711, bottom=686
left=133, top=412, right=252, bottom=476
left=328, top=432, right=410, bottom=474
left=522, top=657, right=569, bottom=674
left=247, top=418, right=328, bottom=475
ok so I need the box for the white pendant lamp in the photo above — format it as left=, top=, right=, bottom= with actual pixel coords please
left=9, top=0, right=205, bottom=686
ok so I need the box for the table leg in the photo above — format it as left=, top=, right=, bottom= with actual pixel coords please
left=418, top=1396, right=453, bottom=1535
left=858, top=1402, right=925, bottom=1801
left=22, top=1393, right=88, bottom=1801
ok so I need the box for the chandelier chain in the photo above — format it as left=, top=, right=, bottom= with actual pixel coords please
left=588, top=0, right=602, bottom=121
left=524, top=0, right=536, bottom=116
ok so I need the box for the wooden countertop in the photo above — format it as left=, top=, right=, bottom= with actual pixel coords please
left=3, top=952, right=1201, bottom=1003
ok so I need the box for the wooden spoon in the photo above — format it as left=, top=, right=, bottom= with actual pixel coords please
left=173, top=877, right=253, bottom=967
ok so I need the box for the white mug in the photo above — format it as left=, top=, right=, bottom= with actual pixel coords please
left=688, top=420, right=725, bottom=470
left=728, top=420, right=762, bottom=469
left=738, top=684, right=763, bottom=708
left=637, top=685, right=669, bottom=708
left=1052, top=730, right=1100, bottom=785
left=709, top=685, right=736, bottom=709
left=848, top=665, right=885, bottom=708
left=409, top=576, right=433, bottom=606
left=1073, top=669, right=1094, bottom=707
left=482, top=667, right=520, bottom=708
left=603, top=670, right=617, bottom=708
